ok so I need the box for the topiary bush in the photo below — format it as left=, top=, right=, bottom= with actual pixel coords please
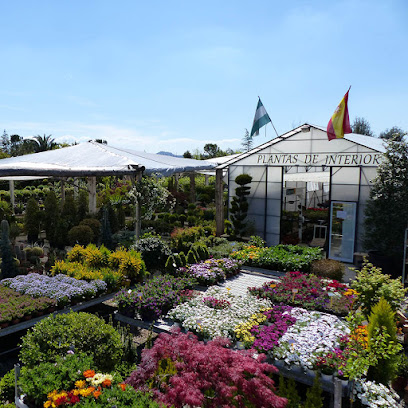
left=125, top=330, right=287, bottom=408
left=24, top=197, right=40, bottom=243
left=310, top=258, right=345, bottom=281
left=186, top=249, right=197, bottom=265
left=79, top=218, right=101, bottom=241
left=230, top=173, right=252, bottom=238
left=68, top=225, right=94, bottom=246
left=19, top=312, right=123, bottom=371
left=0, top=369, right=15, bottom=404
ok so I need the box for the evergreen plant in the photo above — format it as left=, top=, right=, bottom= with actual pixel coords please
left=230, top=173, right=252, bottom=238
left=43, top=190, right=59, bottom=246
left=0, top=220, right=17, bottom=279
left=24, top=197, right=40, bottom=243
left=304, top=374, right=323, bottom=408
left=186, top=249, right=197, bottom=265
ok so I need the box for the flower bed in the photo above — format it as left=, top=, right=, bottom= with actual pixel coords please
left=177, top=258, right=242, bottom=285
left=272, top=308, right=349, bottom=369
left=248, top=271, right=356, bottom=315
left=230, top=244, right=322, bottom=272
left=114, top=274, right=198, bottom=320
left=167, top=286, right=271, bottom=339
left=0, top=285, right=56, bottom=325
left=2, top=273, right=106, bottom=306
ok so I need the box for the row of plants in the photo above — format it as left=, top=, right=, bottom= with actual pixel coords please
left=53, top=244, right=146, bottom=283
left=115, top=274, right=198, bottom=320
left=1, top=273, right=107, bottom=306
left=248, top=271, right=357, bottom=316
left=0, top=286, right=56, bottom=326
left=230, top=244, right=322, bottom=272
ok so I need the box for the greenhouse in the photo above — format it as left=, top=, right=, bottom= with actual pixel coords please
left=217, top=124, right=386, bottom=263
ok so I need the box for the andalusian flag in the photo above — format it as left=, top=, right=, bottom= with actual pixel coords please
left=327, top=88, right=352, bottom=141
left=250, top=98, right=271, bottom=137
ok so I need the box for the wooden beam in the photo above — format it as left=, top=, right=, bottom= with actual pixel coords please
left=87, top=177, right=97, bottom=214
left=9, top=180, right=15, bottom=214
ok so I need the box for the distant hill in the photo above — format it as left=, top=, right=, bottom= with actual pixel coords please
left=156, top=151, right=182, bottom=157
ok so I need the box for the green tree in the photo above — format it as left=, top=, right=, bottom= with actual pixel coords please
left=183, top=150, right=192, bottom=158
left=1, top=130, right=10, bottom=154
left=364, top=139, right=408, bottom=272
left=25, top=197, right=40, bottom=243
left=352, top=117, right=374, bottom=136
left=0, top=220, right=17, bottom=279
left=62, top=192, right=77, bottom=231
left=241, top=128, right=254, bottom=152
left=304, top=374, right=323, bottom=408
left=33, top=134, right=57, bottom=152
left=43, top=191, right=60, bottom=246
left=379, top=126, right=407, bottom=142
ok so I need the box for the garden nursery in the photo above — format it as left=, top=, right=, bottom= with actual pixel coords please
left=0, top=164, right=407, bottom=408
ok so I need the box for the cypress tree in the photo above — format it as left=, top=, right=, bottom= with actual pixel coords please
left=0, top=220, right=17, bottom=278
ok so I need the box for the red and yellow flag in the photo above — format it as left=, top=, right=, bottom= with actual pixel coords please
left=327, top=88, right=352, bottom=141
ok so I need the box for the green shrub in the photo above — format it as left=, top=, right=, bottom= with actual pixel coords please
left=132, top=233, right=171, bottom=271
left=0, top=370, right=15, bottom=403
left=178, top=214, right=186, bottom=224
left=310, top=259, right=345, bottom=281
left=208, top=239, right=245, bottom=259
left=367, top=298, right=401, bottom=384
left=19, top=312, right=123, bottom=371
left=19, top=353, right=94, bottom=407
left=194, top=244, right=209, bottom=261
left=79, top=218, right=101, bottom=240
left=187, top=215, right=196, bottom=226
left=24, top=197, right=40, bottom=243
left=68, top=225, right=95, bottom=246
left=168, top=214, right=178, bottom=223
left=178, top=251, right=187, bottom=267
left=248, top=235, right=266, bottom=248
left=304, top=374, right=323, bottom=408
left=186, top=250, right=197, bottom=265
left=351, top=259, right=407, bottom=318
left=165, top=255, right=177, bottom=274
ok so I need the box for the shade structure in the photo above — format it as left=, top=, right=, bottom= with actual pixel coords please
left=0, top=141, right=216, bottom=177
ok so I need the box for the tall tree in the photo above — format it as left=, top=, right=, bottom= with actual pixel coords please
left=241, top=128, right=254, bottom=152
left=183, top=150, right=192, bottom=158
left=379, top=126, right=407, bottom=142
left=203, top=143, right=220, bottom=159
left=1, top=130, right=10, bottom=154
left=33, top=134, right=57, bottom=152
left=351, top=117, right=374, bottom=137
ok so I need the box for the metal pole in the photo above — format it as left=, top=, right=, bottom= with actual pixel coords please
left=402, top=227, right=408, bottom=284
left=333, top=377, right=342, bottom=408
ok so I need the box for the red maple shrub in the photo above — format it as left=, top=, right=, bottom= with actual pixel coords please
left=125, top=329, right=287, bottom=408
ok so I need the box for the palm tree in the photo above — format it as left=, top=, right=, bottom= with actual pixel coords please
left=33, top=134, right=57, bottom=152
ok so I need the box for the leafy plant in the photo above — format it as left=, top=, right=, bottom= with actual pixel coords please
left=24, top=197, right=40, bottom=243
left=230, top=173, right=252, bottom=238
left=0, top=369, right=15, bottom=403
left=68, top=225, right=94, bottom=246
left=0, top=220, right=17, bottom=279
left=304, top=374, right=323, bottom=408
left=125, top=330, right=287, bottom=408
left=310, top=258, right=345, bottom=281
left=19, top=312, right=123, bottom=371
left=350, top=259, right=406, bottom=318
left=132, top=232, right=171, bottom=271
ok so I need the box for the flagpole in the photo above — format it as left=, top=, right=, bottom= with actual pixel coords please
left=270, top=120, right=279, bottom=138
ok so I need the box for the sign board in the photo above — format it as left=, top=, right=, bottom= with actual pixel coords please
left=254, top=153, right=383, bottom=167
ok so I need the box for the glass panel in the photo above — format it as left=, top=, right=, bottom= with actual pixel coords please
left=329, top=201, right=357, bottom=262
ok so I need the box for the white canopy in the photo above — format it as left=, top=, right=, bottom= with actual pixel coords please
left=0, top=141, right=216, bottom=177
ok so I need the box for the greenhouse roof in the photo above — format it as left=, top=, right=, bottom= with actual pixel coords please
left=0, top=141, right=216, bottom=177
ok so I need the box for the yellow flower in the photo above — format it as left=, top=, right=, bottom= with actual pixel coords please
left=44, top=401, right=52, bottom=408
left=75, top=380, right=86, bottom=389
left=47, top=391, right=57, bottom=400
left=79, top=387, right=95, bottom=397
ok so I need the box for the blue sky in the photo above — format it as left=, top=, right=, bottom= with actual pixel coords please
left=0, top=0, right=407, bottom=155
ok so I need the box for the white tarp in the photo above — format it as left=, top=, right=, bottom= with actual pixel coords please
left=284, top=171, right=330, bottom=183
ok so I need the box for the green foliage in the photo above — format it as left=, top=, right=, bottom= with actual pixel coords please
left=366, top=298, right=401, bottom=384
left=68, top=225, right=94, bottom=246
left=79, top=218, right=101, bottom=241
left=101, top=206, right=113, bottom=249
left=248, top=235, right=266, bottom=248
left=304, top=374, right=323, bottom=408
left=133, top=233, right=171, bottom=271
left=0, top=369, right=15, bottom=403
left=178, top=252, right=186, bottom=266
left=194, top=243, right=209, bottom=261
left=0, top=220, right=17, bottom=279
left=24, top=197, right=40, bottom=242
left=19, top=353, right=94, bottom=406
left=230, top=174, right=252, bottom=237
left=278, top=376, right=301, bottom=408
left=62, top=192, right=77, bottom=230
left=310, top=258, right=345, bottom=281
left=350, top=260, right=406, bottom=318
left=19, top=312, right=123, bottom=371
left=76, top=189, right=89, bottom=221
left=208, top=238, right=246, bottom=259
left=165, top=255, right=177, bottom=274
left=364, top=139, right=408, bottom=268
left=186, top=249, right=197, bottom=264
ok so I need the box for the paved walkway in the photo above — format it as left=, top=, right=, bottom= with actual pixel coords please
left=217, top=272, right=277, bottom=296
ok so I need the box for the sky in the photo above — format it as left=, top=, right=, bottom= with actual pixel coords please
left=0, top=0, right=407, bottom=155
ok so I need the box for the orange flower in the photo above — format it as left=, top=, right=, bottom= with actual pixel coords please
left=119, top=383, right=127, bottom=391
left=102, top=379, right=112, bottom=388
left=93, top=389, right=102, bottom=399
left=83, top=370, right=95, bottom=378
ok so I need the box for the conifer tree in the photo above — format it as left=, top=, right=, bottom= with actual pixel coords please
left=230, top=174, right=252, bottom=238
left=0, top=220, right=17, bottom=278
left=304, top=374, right=323, bottom=408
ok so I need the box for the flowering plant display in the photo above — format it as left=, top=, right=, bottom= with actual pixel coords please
left=178, top=258, right=242, bottom=285
left=234, top=310, right=268, bottom=345
left=125, top=329, right=287, bottom=408
left=2, top=273, right=106, bottom=306
left=0, top=285, right=56, bottom=324
left=167, top=286, right=272, bottom=339
left=352, top=380, right=403, bottom=407
left=272, top=307, right=349, bottom=369
left=202, top=296, right=231, bottom=309
left=114, top=274, right=198, bottom=320
left=230, top=244, right=322, bottom=272
left=249, top=271, right=356, bottom=315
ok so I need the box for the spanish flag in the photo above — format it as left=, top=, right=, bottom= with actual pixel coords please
left=327, top=88, right=352, bottom=141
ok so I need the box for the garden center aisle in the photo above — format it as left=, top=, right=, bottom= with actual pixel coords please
left=216, top=272, right=278, bottom=296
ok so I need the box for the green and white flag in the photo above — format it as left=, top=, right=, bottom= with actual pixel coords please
left=250, top=98, right=271, bottom=137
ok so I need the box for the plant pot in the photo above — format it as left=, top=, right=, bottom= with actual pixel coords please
left=0, top=321, right=10, bottom=329
left=320, top=372, right=334, bottom=384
